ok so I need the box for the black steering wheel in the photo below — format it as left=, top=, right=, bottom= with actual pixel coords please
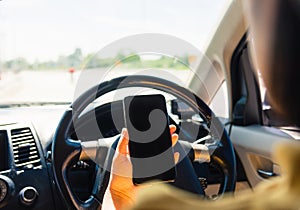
left=52, top=75, right=236, bottom=209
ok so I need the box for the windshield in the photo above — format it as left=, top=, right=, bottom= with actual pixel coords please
left=0, top=0, right=231, bottom=105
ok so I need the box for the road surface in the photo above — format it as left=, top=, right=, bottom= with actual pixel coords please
left=0, top=69, right=192, bottom=104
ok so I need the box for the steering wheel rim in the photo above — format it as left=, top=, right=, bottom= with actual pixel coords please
left=52, top=75, right=236, bottom=209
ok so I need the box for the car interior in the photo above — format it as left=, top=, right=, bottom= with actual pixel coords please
left=0, top=0, right=299, bottom=210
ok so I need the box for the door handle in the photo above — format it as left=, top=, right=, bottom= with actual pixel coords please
left=257, top=169, right=277, bottom=179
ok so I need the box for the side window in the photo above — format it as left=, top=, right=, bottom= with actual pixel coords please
left=209, top=81, right=229, bottom=119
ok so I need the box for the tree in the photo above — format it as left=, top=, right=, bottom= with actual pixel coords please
left=67, top=48, right=83, bottom=68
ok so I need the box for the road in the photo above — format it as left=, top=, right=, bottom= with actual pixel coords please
left=0, top=69, right=191, bottom=104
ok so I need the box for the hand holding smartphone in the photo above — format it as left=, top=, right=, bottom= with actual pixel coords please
left=123, top=94, right=177, bottom=185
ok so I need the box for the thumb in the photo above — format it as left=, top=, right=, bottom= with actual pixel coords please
left=174, top=152, right=180, bottom=164
left=117, top=128, right=129, bottom=155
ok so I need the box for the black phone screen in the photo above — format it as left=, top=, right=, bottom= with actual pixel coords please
left=123, top=94, right=176, bottom=185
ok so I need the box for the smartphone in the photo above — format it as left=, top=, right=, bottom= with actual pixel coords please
left=123, top=94, right=176, bottom=185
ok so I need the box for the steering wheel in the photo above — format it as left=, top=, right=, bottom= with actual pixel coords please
left=52, top=75, right=236, bottom=209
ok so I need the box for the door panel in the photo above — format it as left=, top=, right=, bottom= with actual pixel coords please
left=230, top=125, right=293, bottom=187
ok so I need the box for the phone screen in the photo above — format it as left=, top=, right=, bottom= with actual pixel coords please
left=123, top=94, right=176, bottom=185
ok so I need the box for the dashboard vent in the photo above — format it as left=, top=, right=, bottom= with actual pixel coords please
left=11, top=128, right=41, bottom=169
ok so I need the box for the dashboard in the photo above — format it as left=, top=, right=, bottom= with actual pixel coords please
left=0, top=100, right=228, bottom=209
left=0, top=103, right=138, bottom=209
left=0, top=105, right=68, bottom=210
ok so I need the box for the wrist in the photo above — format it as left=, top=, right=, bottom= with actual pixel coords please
left=110, top=188, right=135, bottom=210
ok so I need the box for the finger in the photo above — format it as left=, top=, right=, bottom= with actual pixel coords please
left=174, top=152, right=180, bottom=164
left=171, top=133, right=178, bottom=147
left=169, top=124, right=177, bottom=135
left=117, top=128, right=129, bottom=155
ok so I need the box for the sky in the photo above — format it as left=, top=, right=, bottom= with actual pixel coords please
left=0, top=0, right=230, bottom=63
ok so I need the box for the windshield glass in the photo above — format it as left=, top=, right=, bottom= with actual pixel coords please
left=0, top=0, right=231, bottom=104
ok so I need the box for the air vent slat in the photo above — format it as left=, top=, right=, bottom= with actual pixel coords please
left=14, top=150, right=38, bottom=158
left=11, top=128, right=41, bottom=169
left=12, top=130, right=32, bottom=134
left=13, top=147, right=35, bottom=154
left=12, top=143, right=35, bottom=150
left=15, top=155, right=39, bottom=163
left=12, top=140, right=35, bottom=146
left=12, top=136, right=34, bottom=142
left=11, top=133, right=33, bottom=139
left=15, top=159, right=41, bottom=168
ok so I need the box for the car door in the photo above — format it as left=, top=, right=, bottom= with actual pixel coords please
left=229, top=36, right=299, bottom=187
left=188, top=0, right=299, bottom=191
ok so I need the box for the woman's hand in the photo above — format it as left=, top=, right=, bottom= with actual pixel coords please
left=102, top=125, right=179, bottom=210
